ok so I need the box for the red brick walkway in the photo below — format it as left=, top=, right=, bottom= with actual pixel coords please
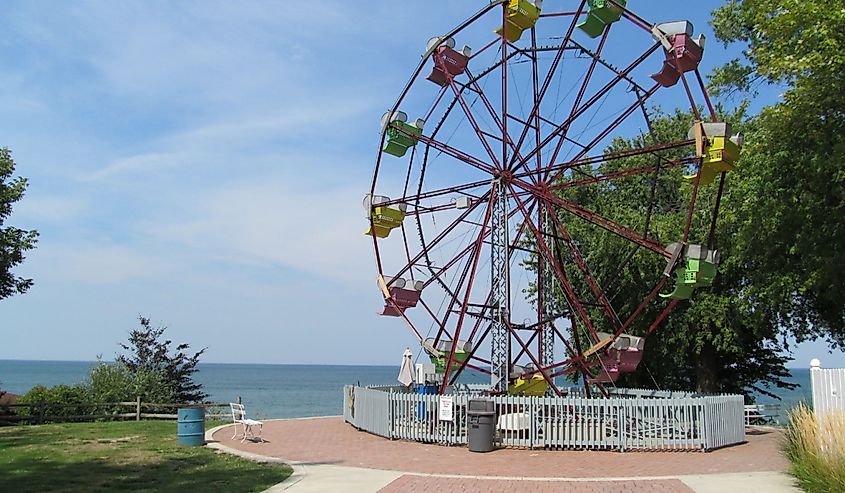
left=212, top=417, right=788, bottom=478
left=379, top=476, right=694, bottom=492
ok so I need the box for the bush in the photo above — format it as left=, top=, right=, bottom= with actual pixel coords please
left=87, top=361, right=171, bottom=406
left=784, top=404, right=845, bottom=493
left=17, top=384, right=91, bottom=420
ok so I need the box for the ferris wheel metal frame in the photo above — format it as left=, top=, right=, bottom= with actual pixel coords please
left=366, top=0, right=737, bottom=397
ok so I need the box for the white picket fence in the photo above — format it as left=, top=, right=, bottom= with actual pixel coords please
left=343, top=385, right=745, bottom=451
left=810, top=359, right=845, bottom=420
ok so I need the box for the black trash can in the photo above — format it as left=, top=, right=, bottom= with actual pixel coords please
left=467, top=398, right=496, bottom=453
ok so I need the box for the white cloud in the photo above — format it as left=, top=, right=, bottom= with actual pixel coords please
left=150, top=175, right=374, bottom=285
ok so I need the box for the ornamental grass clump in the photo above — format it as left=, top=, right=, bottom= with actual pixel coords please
left=784, top=403, right=845, bottom=493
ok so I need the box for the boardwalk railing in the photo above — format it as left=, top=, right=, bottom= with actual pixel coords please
left=810, top=360, right=845, bottom=420
left=0, top=398, right=231, bottom=424
left=344, top=385, right=745, bottom=451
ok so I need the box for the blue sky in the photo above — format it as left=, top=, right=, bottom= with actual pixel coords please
left=0, top=0, right=842, bottom=369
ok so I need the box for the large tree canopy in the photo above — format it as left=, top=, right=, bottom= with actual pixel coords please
left=710, top=0, right=845, bottom=346
left=0, top=148, right=39, bottom=301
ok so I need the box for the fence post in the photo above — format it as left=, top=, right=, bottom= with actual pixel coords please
left=136, top=396, right=141, bottom=421
left=38, top=402, right=45, bottom=424
left=238, top=396, right=242, bottom=405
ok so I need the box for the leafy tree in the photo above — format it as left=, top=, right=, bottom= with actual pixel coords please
left=116, top=316, right=208, bottom=403
left=710, top=0, right=845, bottom=346
left=0, top=148, right=39, bottom=300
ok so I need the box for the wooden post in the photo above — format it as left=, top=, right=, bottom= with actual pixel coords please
left=38, top=402, right=45, bottom=424
left=136, top=396, right=141, bottom=421
left=238, top=396, right=242, bottom=405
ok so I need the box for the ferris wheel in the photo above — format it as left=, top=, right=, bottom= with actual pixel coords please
left=365, top=0, right=741, bottom=396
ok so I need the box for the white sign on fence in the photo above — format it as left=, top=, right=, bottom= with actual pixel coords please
left=439, top=396, right=454, bottom=421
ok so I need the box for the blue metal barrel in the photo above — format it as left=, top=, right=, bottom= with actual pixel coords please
left=417, top=384, right=437, bottom=420
left=177, top=407, right=206, bottom=446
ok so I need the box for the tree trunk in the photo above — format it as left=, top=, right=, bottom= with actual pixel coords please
left=695, top=339, right=719, bottom=394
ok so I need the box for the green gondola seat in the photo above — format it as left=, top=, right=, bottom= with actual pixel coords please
left=577, top=0, right=627, bottom=38
left=363, top=194, right=407, bottom=238
left=684, top=122, right=743, bottom=186
left=380, top=110, right=424, bottom=158
left=423, top=338, right=472, bottom=375
left=495, top=0, right=542, bottom=42
left=660, top=243, right=720, bottom=300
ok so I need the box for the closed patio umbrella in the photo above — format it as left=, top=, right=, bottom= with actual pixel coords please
left=397, top=348, right=415, bottom=387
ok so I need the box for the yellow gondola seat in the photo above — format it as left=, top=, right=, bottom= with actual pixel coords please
left=508, top=364, right=549, bottom=396
left=495, top=0, right=542, bottom=43
left=684, top=122, right=743, bottom=186
left=660, top=243, right=720, bottom=300
left=381, top=111, right=424, bottom=158
left=577, top=0, right=627, bottom=38
left=363, top=194, right=407, bottom=238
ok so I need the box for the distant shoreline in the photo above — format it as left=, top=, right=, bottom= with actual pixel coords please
left=0, top=358, right=826, bottom=370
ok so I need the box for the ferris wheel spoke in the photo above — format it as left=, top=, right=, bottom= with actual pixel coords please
left=548, top=156, right=696, bottom=192
left=611, top=0, right=656, bottom=34
left=414, top=133, right=496, bottom=175
left=446, top=196, right=539, bottom=385
left=463, top=68, right=532, bottom=175
left=543, top=83, right=662, bottom=183
left=508, top=323, right=563, bottom=395
left=507, top=183, right=600, bottom=342
left=513, top=138, right=693, bottom=184
left=616, top=276, right=672, bottom=337
left=443, top=76, right=502, bottom=168
left=547, top=28, right=611, bottom=167
left=543, top=198, right=623, bottom=331
left=429, top=252, right=477, bottom=350
left=507, top=0, right=588, bottom=170
left=528, top=185, right=669, bottom=258
left=387, top=189, right=491, bottom=287
left=440, top=182, right=499, bottom=389
left=514, top=43, right=661, bottom=175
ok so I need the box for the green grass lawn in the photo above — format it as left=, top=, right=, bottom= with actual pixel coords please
left=0, top=420, right=291, bottom=492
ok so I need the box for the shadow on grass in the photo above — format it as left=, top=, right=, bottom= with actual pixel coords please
left=0, top=452, right=290, bottom=493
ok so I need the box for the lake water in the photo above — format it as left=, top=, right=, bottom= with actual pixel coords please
left=0, top=360, right=813, bottom=420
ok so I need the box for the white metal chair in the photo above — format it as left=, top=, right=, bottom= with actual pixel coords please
left=230, top=403, right=264, bottom=443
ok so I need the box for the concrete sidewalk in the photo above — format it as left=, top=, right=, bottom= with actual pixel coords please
left=206, top=419, right=801, bottom=493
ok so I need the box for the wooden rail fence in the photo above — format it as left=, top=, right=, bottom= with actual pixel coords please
left=0, top=397, right=235, bottom=424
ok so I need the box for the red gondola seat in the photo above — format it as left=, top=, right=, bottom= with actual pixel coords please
left=650, top=21, right=706, bottom=88
left=426, top=37, right=472, bottom=87
left=588, top=332, right=645, bottom=384
left=377, top=276, right=423, bottom=317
